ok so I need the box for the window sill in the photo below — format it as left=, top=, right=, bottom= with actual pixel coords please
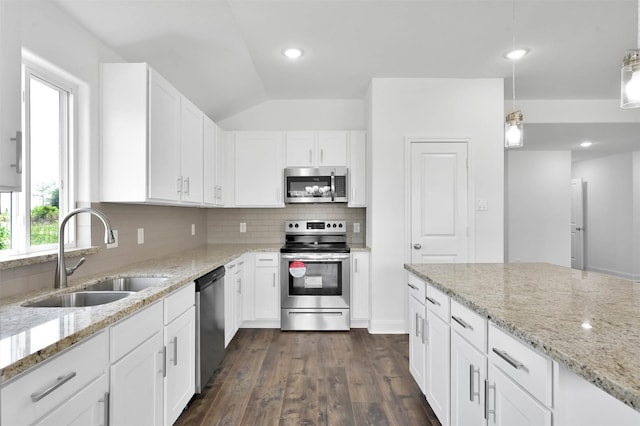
left=0, top=247, right=100, bottom=271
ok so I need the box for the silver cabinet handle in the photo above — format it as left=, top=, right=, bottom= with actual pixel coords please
left=162, top=347, right=167, bottom=377
left=413, top=243, right=422, bottom=249
left=31, top=372, right=77, bottom=402
left=227, top=264, right=236, bottom=270
left=421, top=317, right=426, bottom=344
left=99, top=392, right=110, bottom=426
left=492, top=348, right=527, bottom=371
left=452, top=315, right=474, bottom=330
left=10, top=131, right=22, bottom=173
left=272, top=272, right=276, bottom=287
left=484, top=380, right=496, bottom=421
left=173, top=336, right=178, bottom=366
left=425, top=296, right=440, bottom=306
left=320, top=148, right=324, bottom=163
left=184, top=177, right=190, bottom=196
left=415, top=313, right=420, bottom=337
left=355, top=258, right=359, bottom=273
left=237, top=278, right=242, bottom=294
left=177, top=177, right=183, bottom=194
left=258, top=258, right=272, bottom=262
left=469, top=364, right=480, bottom=402
left=309, top=149, right=313, bottom=165
left=408, top=283, right=418, bottom=291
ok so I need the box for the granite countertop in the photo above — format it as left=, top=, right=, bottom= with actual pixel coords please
left=404, top=262, right=640, bottom=413
left=0, top=244, right=280, bottom=384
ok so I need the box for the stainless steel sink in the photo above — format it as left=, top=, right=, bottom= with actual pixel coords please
left=84, top=276, right=168, bottom=292
left=22, top=291, right=134, bottom=308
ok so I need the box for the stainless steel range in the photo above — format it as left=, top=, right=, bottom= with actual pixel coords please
left=280, top=220, right=350, bottom=331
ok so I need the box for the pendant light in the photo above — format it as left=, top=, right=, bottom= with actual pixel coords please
left=620, top=0, right=640, bottom=108
left=505, top=0, right=524, bottom=148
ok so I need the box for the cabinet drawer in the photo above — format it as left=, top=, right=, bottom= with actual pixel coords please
left=110, top=301, right=163, bottom=362
left=407, top=273, right=425, bottom=303
left=450, top=299, right=486, bottom=352
left=254, top=252, right=279, bottom=267
left=488, top=323, right=552, bottom=407
left=1, top=331, right=108, bottom=425
left=426, top=283, right=450, bottom=322
left=164, top=282, right=195, bottom=324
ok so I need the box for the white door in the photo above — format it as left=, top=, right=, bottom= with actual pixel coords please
left=411, top=142, right=469, bottom=264
left=571, top=178, right=585, bottom=270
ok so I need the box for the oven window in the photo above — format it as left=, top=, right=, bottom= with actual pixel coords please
left=288, top=261, right=342, bottom=296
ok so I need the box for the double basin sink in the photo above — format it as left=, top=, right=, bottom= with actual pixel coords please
left=22, top=277, right=168, bottom=308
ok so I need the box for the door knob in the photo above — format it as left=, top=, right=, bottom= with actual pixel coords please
left=576, top=227, right=582, bottom=231
left=413, top=243, right=422, bottom=250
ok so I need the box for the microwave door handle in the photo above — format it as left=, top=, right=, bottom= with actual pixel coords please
left=330, top=171, right=335, bottom=201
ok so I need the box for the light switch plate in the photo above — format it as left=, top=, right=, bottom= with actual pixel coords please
left=137, top=228, right=144, bottom=244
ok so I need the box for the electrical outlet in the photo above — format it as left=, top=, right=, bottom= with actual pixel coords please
left=191, top=224, right=196, bottom=236
left=353, top=223, right=361, bottom=233
left=240, top=222, right=246, bottom=233
left=107, top=230, right=118, bottom=249
left=137, top=228, right=144, bottom=244
left=476, top=199, right=489, bottom=211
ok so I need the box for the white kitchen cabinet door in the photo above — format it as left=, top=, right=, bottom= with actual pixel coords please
left=0, top=1, right=22, bottom=192
left=164, top=306, right=196, bottom=426
left=179, top=96, right=204, bottom=204
left=317, top=132, right=347, bottom=166
left=408, top=294, right=426, bottom=393
left=224, top=261, right=237, bottom=347
left=425, top=309, right=451, bottom=426
left=203, top=116, right=217, bottom=205
left=285, top=131, right=315, bottom=167
left=34, top=375, right=109, bottom=426
left=347, top=131, right=366, bottom=207
left=235, top=258, right=246, bottom=327
left=214, top=124, right=226, bottom=206
left=450, top=331, right=486, bottom=426
left=234, top=132, right=284, bottom=207
left=110, top=332, right=164, bottom=426
left=486, top=364, right=551, bottom=426
left=148, top=68, right=181, bottom=202
left=253, top=257, right=279, bottom=321
left=350, top=252, right=370, bottom=323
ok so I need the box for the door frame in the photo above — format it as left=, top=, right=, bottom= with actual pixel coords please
left=404, top=137, right=475, bottom=265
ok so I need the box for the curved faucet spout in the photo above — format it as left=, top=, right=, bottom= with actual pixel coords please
left=55, top=207, right=115, bottom=289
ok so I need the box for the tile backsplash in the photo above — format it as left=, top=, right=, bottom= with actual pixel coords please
left=207, top=205, right=366, bottom=245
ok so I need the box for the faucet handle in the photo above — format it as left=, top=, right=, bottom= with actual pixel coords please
left=66, top=257, right=86, bottom=276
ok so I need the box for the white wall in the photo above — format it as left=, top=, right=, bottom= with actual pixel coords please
left=572, top=153, right=637, bottom=280
left=634, top=152, right=640, bottom=281
left=506, top=151, right=571, bottom=267
left=218, top=99, right=366, bottom=130
left=369, top=78, right=504, bottom=333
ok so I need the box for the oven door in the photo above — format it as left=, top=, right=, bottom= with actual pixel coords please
left=280, top=252, right=350, bottom=309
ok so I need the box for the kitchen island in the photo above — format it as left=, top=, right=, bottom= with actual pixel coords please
left=405, top=262, right=640, bottom=423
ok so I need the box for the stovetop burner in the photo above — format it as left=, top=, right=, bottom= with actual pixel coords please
left=280, top=243, right=350, bottom=254
left=281, top=220, right=350, bottom=254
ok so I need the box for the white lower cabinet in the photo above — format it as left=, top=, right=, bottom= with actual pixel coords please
left=486, top=363, right=551, bottom=426
left=425, top=310, right=450, bottom=426
left=408, top=286, right=426, bottom=393
left=450, top=332, right=486, bottom=426
left=110, top=302, right=164, bottom=426
left=225, top=258, right=244, bottom=346
left=1, top=331, right=109, bottom=426
left=253, top=252, right=280, bottom=322
left=350, top=251, right=370, bottom=325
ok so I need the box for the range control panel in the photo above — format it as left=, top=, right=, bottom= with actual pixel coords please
left=285, top=220, right=346, bottom=234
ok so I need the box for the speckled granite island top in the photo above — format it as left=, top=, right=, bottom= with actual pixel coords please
left=404, top=263, right=640, bottom=413
left=0, top=244, right=280, bottom=383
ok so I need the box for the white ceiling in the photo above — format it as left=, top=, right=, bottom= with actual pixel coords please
left=54, top=0, right=639, bottom=157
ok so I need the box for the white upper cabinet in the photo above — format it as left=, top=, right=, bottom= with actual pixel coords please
left=285, top=131, right=347, bottom=167
left=0, top=1, right=22, bottom=192
left=101, top=63, right=210, bottom=206
left=233, top=132, right=284, bottom=207
left=203, top=117, right=226, bottom=206
left=348, top=131, right=366, bottom=207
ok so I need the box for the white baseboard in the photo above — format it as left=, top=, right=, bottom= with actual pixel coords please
left=240, top=320, right=280, bottom=328
left=368, top=319, right=407, bottom=334
left=350, top=319, right=370, bottom=329
left=585, top=266, right=636, bottom=281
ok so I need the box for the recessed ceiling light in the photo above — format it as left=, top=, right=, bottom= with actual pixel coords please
left=505, top=49, right=529, bottom=60
left=580, top=141, right=593, bottom=148
left=581, top=321, right=593, bottom=330
left=283, top=48, right=303, bottom=59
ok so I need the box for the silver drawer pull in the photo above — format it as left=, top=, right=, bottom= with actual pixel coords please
left=469, top=364, right=480, bottom=402
left=31, top=372, right=77, bottom=402
left=99, top=392, right=110, bottom=426
left=452, top=315, right=474, bottom=330
left=484, top=380, right=496, bottom=421
left=492, top=348, right=527, bottom=371
left=408, top=283, right=418, bottom=291
left=289, top=311, right=343, bottom=316
left=425, top=296, right=440, bottom=306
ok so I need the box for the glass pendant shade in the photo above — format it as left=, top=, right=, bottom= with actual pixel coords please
left=505, top=110, right=524, bottom=148
left=621, top=49, right=640, bottom=108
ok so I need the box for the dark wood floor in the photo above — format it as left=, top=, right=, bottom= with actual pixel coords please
left=176, top=328, right=441, bottom=426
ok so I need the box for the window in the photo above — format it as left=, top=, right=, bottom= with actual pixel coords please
left=0, top=63, right=75, bottom=255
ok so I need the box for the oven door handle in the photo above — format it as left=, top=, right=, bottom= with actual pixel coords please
left=281, top=253, right=351, bottom=261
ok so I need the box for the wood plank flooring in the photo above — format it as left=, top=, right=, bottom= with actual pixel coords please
left=176, top=329, right=441, bottom=426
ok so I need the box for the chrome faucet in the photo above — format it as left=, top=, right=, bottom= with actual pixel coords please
left=54, top=207, right=116, bottom=289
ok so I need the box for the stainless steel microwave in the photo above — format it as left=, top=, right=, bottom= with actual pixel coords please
left=284, top=167, right=348, bottom=203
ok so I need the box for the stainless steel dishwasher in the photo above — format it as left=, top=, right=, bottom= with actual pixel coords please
left=194, top=266, right=225, bottom=393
